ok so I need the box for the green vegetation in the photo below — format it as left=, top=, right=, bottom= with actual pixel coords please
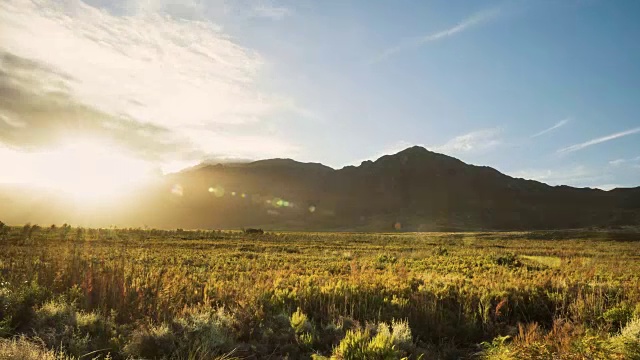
left=0, top=226, right=639, bottom=359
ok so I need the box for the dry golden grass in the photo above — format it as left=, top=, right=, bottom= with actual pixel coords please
left=0, top=226, right=639, bottom=358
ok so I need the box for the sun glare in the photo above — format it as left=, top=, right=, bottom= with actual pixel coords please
left=1, top=139, right=155, bottom=203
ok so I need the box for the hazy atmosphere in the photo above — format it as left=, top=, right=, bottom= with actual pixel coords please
left=2, top=0, right=640, bottom=194
left=2, top=2, right=640, bottom=359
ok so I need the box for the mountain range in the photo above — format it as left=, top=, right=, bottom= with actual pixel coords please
left=2, top=146, right=639, bottom=230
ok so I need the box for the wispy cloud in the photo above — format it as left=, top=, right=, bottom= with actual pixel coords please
left=431, top=128, right=502, bottom=154
left=511, top=165, right=609, bottom=188
left=593, top=184, right=622, bottom=191
left=0, top=112, right=25, bottom=128
left=557, top=127, right=640, bottom=154
left=350, top=131, right=501, bottom=167
left=609, top=156, right=640, bottom=167
left=0, top=0, right=306, bottom=170
left=348, top=140, right=414, bottom=167
left=250, top=3, right=293, bottom=20
left=369, top=7, right=500, bottom=64
left=531, top=118, right=570, bottom=138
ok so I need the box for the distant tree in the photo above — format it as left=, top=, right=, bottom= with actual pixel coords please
left=244, top=228, right=264, bottom=235
left=60, top=224, right=71, bottom=241
left=76, top=227, right=85, bottom=241
left=0, top=221, right=7, bottom=241
left=30, top=224, right=40, bottom=237
left=21, top=223, right=31, bottom=241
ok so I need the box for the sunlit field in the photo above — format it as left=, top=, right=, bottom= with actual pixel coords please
left=1, top=224, right=640, bottom=359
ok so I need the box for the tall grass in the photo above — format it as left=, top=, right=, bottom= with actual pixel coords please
left=0, top=227, right=639, bottom=358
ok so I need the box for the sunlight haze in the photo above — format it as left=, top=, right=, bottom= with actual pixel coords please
left=1, top=0, right=640, bottom=195
left=0, top=139, right=155, bottom=203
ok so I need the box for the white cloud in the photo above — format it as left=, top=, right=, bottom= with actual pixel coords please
left=557, top=127, right=640, bottom=153
left=250, top=3, right=292, bottom=20
left=0, top=0, right=303, bottom=169
left=593, top=184, right=622, bottom=191
left=345, top=140, right=414, bottom=167
left=127, top=0, right=209, bottom=20
left=371, top=141, right=414, bottom=160
left=369, top=7, right=500, bottom=64
left=511, top=165, right=609, bottom=187
left=531, top=118, right=570, bottom=138
left=431, top=128, right=502, bottom=154
left=0, top=112, right=25, bottom=128
left=609, top=156, right=640, bottom=167
left=183, top=129, right=299, bottom=160
left=352, top=128, right=502, bottom=167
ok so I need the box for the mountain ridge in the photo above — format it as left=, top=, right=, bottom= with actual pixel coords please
left=196, top=146, right=634, bottom=192
left=1, top=146, right=638, bottom=230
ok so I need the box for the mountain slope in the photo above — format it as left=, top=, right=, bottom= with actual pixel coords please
left=2, top=146, right=639, bottom=230
left=145, top=146, right=639, bottom=230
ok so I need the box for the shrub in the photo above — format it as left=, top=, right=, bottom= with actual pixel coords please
left=491, top=253, right=520, bottom=267
left=1, top=282, right=48, bottom=333
left=331, top=321, right=412, bottom=360
left=390, top=320, right=412, bottom=351
left=375, top=254, right=397, bottom=269
left=0, top=221, right=8, bottom=241
left=432, top=246, right=448, bottom=256
left=368, top=325, right=398, bottom=359
left=34, top=301, right=77, bottom=330
left=173, top=309, right=234, bottom=357
left=291, top=308, right=313, bottom=335
left=124, top=324, right=177, bottom=359
left=611, top=317, right=640, bottom=359
left=31, top=301, right=116, bottom=358
left=291, top=308, right=315, bottom=348
left=124, top=308, right=235, bottom=359
left=0, top=336, right=74, bottom=360
left=603, top=305, right=634, bottom=332
left=481, top=321, right=619, bottom=360
left=332, top=329, right=371, bottom=359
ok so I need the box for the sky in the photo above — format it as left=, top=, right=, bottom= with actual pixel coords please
left=1, top=0, right=639, bottom=190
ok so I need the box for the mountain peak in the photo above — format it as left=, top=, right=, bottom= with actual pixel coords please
left=247, top=158, right=334, bottom=171
left=375, top=145, right=464, bottom=167
left=397, top=145, right=430, bottom=154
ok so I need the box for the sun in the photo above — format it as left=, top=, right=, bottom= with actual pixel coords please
left=5, top=139, right=155, bottom=203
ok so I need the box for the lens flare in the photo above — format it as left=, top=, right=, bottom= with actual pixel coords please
left=171, top=184, right=183, bottom=196
left=208, top=186, right=225, bottom=197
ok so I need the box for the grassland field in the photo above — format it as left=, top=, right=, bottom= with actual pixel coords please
left=1, top=224, right=640, bottom=359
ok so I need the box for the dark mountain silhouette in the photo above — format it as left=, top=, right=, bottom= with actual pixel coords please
left=2, top=146, right=639, bottom=230
left=138, top=146, right=640, bottom=230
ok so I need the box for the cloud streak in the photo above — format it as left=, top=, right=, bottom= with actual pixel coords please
left=531, top=118, right=570, bottom=138
left=369, top=7, right=500, bottom=64
left=431, top=128, right=502, bottom=154
left=557, top=127, right=640, bottom=154
left=511, top=165, right=609, bottom=188
left=609, top=156, right=640, bottom=167
left=251, top=3, right=293, bottom=20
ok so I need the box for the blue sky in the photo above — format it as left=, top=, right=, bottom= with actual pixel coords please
left=1, top=0, right=639, bottom=189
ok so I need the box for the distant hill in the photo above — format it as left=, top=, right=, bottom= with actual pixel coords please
left=2, top=146, right=639, bottom=230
